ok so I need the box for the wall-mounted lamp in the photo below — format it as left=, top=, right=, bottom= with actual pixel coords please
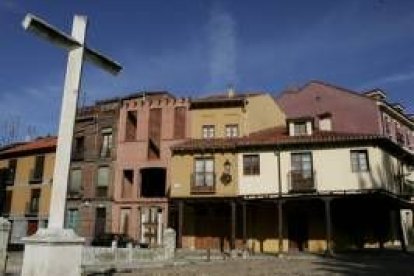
left=224, top=160, right=231, bottom=174
left=221, top=160, right=232, bottom=185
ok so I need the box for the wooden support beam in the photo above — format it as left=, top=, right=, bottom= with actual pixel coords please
left=230, top=201, right=236, bottom=250
left=396, top=209, right=407, bottom=253
left=278, top=200, right=284, bottom=255
left=242, top=201, right=247, bottom=247
left=324, top=198, right=333, bottom=256
left=178, top=201, right=184, bottom=249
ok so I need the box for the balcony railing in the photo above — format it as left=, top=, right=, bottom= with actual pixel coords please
left=288, top=170, right=317, bottom=193
left=25, top=201, right=39, bottom=216
left=191, top=172, right=216, bottom=194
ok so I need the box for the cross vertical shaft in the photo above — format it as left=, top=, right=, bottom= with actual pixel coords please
left=48, top=15, right=87, bottom=229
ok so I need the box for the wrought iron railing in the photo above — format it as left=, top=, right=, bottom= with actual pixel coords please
left=288, top=170, right=317, bottom=193
left=191, top=172, right=216, bottom=194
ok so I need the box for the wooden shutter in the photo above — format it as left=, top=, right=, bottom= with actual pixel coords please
left=174, top=107, right=186, bottom=139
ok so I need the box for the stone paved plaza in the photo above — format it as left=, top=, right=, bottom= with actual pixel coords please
left=115, top=252, right=414, bottom=276
left=5, top=250, right=414, bottom=275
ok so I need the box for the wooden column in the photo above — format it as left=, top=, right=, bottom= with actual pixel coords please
left=396, top=208, right=407, bottom=252
left=230, top=201, right=236, bottom=250
left=324, top=198, right=333, bottom=256
left=177, top=200, right=184, bottom=248
left=278, top=200, right=284, bottom=255
left=242, top=201, right=247, bottom=248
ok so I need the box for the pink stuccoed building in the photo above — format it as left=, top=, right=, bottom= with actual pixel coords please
left=112, top=91, right=190, bottom=246
left=277, top=80, right=414, bottom=151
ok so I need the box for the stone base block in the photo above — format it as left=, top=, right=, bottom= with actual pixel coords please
left=21, top=228, right=84, bottom=276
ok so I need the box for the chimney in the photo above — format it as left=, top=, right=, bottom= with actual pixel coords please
left=227, top=85, right=235, bottom=98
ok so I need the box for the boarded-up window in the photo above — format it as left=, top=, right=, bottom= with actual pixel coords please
left=174, top=107, right=186, bottom=139
left=148, top=108, right=162, bottom=159
left=125, top=110, right=137, bottom=141
left=96, top=166, right=110, bottom=197
left=69, top=169, right=82, bottom=195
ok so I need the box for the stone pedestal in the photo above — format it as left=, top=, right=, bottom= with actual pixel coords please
left=21, top=228, right=84, bottom=276
left=163, top=228, right=176, bottom=260
left=0, top=218, right=11, bottom=275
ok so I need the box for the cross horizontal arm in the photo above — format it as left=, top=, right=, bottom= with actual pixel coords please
left=23, top=13, right=122, bottom=75
left=84, top=46, right=122, bottom=75
left=22, top=13, right=81, bottom=50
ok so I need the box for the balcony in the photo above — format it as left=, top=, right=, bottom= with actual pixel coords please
left=191, top=172, right=216, bottom=194
left=288, top=170, right=317, bottom=193
left=25, top=201, right=39, bottom=216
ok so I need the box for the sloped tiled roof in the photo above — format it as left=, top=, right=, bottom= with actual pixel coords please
left=0, top=136, right=57, bottom=158
left=172, top=127, right=385, bottom=151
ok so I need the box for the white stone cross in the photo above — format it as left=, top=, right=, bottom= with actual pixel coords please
left=22, top=14, right=122, bottom=229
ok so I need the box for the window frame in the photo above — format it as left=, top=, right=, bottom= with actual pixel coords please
left=193, top=157, right=215, bottom=187
left=350, top=149, right=370, bottom=172
left=225, top=124, right=239, bottom=138
left=243, top=154, right=260, bottom=176
left=202, top=125, right=215, bottom=139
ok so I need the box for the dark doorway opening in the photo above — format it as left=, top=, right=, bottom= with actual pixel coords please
left=288, top=211, right=308, bottom=251
left=140, top=168, right=166, bottom=198
left=95, top=207, right=106, bottom=237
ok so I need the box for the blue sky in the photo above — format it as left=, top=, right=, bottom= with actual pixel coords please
left=0, top=0, right=413, bottom=136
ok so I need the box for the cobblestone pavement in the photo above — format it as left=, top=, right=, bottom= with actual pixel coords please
left=115, top=252, right=414, bottom=276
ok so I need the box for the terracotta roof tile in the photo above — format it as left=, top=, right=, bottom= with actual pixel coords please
left=172, top=127, right=384, bottom=152
left=0, top=136, right=57, bottom=157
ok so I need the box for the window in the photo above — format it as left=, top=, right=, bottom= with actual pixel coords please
left=194, top=158, right=214, bottom=187
left=96, top=166, right=110, bottom=197
left=68, top=169, right=82, bottom=196
left=350, top=150, right=369, bottom=172
left=122, top=169, right=134, bottom=198
left=73, top=136, right=85, bottom=159
left=243, top=155, right=260, bottom=175
left=28, top=189, right=40, bottom=214
left=202, top=125, right=215, bottom=138
left=383, top=115, right=390, bottom=135
left=120, top=208, right=130, bottom=235
left=294, top=122, right=307, bottom=136
left=174, top=107, right=186, bottom=139
left=4, top=191, right=12, bottom=214
left=30, top=155, right=44, bottom=183
left=100, top=128, right=113, bottom=158
left=148, top=108, right=162, bottom=159
left=290, top=152, right=314, bottom=191
left=291, top=152, right=313, bottom=177
left=6, top=159, right=16, bottom=186
left=66, top=209, right=79, bottom=232
left=125, top=110, right=137, bottom=141
left=225, top=124, right=239, bottom=137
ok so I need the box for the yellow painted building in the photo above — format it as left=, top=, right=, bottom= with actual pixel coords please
left=0, top=137, right=56, bottom=244
left=170, top=103, right=414, bottom=254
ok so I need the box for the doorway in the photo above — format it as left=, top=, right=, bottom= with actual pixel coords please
left=288, top=211, right=309, bottom=251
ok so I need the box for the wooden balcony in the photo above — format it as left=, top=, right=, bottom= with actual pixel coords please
left=191, top=172, right=216, bottom=194
left=288, top=170, right=317, bottom=193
